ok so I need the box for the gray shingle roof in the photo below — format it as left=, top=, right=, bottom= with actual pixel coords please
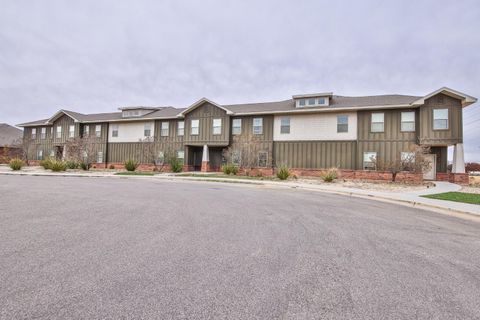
left=0, top=123, right=23, bottom=147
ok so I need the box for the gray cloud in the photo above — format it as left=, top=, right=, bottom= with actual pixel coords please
left=1, top=0, right=479, bottom=160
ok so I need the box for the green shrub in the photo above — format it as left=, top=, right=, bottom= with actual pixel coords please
left=9, top=158, right=24, bottom=170
left=80, top=162, right=90, bottom=170
left=169, top=157, right=183, bottom=173
left=39, top=158, right=53, bottom=170
left=50, top=160, right=67, bottom=172
left=124, top=159, right=139, bottom=171
left=66, top=160, right=79, bottom=169
left=321, top=167, right=338, bottom=183
left=222, top=163, right=239, bottom=175
left=276, top=164, right=290, bottom=180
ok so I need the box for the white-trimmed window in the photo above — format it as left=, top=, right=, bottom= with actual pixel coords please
left=112, top=124, right=119, bottom=137
left=37, top=149, right=43, bottom=160
left=49, top=150, right=55, bottom=158
left=253, top=118, right=263, bottom=135
left=177, top=121, right=184, bottom=136
left=69, top=125, right=75, bottom=138
left=307, top=98, right=316, bottom=106
left=232, top=119, right=242, bottom=135
left=363, top=152, right=377, bottom=170
left=83, top=125, right=89, bottom=136
left=258, top=151, right=268, bottom=167
left=433, top=109, right=448, bottom=130
left=299, top=99, right=306, bottom=107
left=191, top=119, right=199, bottom=135
left=50, top=127, right=53, bottom=136
left=337, top=115, right=349, bottom=133
left=56, top=126, right=62, bottom=138
left=97, top=151, right=103, bottom=163
left=177, top=150, right=185, bottom=163
left=401, top=112, right=415, bottom=132
left=213, top=118, right=222, bottom=135
left=160, top=122, right=168, bottom=136
left=95, top=125, right=101, bottom=137
left=31, top=128, right=37, bottom=139
left=40, top=127, right=46, bottom=139
left=318, top=97, right=326, bottom=105
left=401, top=152, right=415, bottom=162
left=371, top=113, right=384, bottom=132
left=280, top=117, right=290, bottom=134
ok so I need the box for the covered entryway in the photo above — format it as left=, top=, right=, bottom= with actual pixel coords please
left=186, top=145, right=226, bottom=172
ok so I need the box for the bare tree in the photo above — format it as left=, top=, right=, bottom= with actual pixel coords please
left=137, top=137, right=157, bottom=169
left=12, top=137, right=34, bottom=165
left=223, top=135, right=266, bottom=173
left=65, top=136, right=102, bottom=169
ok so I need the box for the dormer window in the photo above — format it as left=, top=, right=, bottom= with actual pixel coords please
left=293, top=92, right=332, bottom=108
left=299, top=99, right=306, bottom=107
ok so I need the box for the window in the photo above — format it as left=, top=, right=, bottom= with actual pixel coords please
left=232, top=151, right=241, bottom=166
left=308, top=98, right=316, bottom=106
left=69, top=125, right=75, bottom=138
left=156, top=151, right=165, bottom=165
left=363, top=152, right=377, bottom=170
left=258, top=151, right=268, bottom=167
left=177, top=121, right=184, bottom=136
left=253, top=118, right=263, bottom=134
left=280, top=117, right=290, bottom=134
left=177, top=150, right=184, bottom=163
left=232, top=119, right=242, bottom=135
left=50, top=127, right=53, bottom=136
left=95, top=125, right=101, bottom=137
left=318, top=97, right=326, bottom=105
left=433, top=109, right=448, bottom=130
left=112, top=124, right=119, bottom=137
left=56, top=126, right=62, bottom=138
left=299, top=99, right=306, bottom=106
left=401, top=112, right=415, bottom=132
left=213, top=118, right=222, bottom=135
left=191, top=119, right=199, bottom=135
left=401, top=152, right=415, bottom=162
left=97, top=151, right=103, bottom=163
left=160, top=122, right=168, bottom=136
left=337, top=115, right=348, bottom=133
left=37, top=149, right=43, bottom=160
left=371, top=113, right=384, bottom=132
left=84, top=125, right=89, bottom=136
left=40, top=127, right=46, bottom=139
left=49, top=150, right=55, bottom=158
left=31, top=128, right=36, bottom=139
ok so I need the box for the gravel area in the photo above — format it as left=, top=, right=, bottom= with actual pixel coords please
left=297, top=178, right=432, bottom=192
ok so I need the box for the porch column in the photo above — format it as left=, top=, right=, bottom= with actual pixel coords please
left=201, top=144, right=209, bottom=172
left=452, top=143, right=465, bottom=173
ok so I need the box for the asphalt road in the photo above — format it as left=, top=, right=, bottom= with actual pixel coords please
left=1, top=176, right=480, bottom=319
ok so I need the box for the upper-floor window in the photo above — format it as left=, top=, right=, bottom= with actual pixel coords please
left=433, top=109, right=448, bottom=130
left=296, top=97, right=329, bottom=108
left=56, top=126, right=62, bottom=138
left=95, top=125, right=101, bottom=137
left=112, top=124, right=119, bottom=137
left=253, top=118, right=263, bottom=135
left=50, top=127, right=53, bottom=136
left=84, top=125, right=89, bottom=136
left=401, top=111, right=415, bottom=132
left=337, top=115, right=348, bottom=133
left=69, top=125, right=75, bottom=138
left=299, top=99, right=306, bottom=107
left=280, top=117, right=290, bottom=134
left=160, top=122, right=168, bottom=137
left=31, top=128, right=36, bottom=139
left=371, top=113, right=384, bottom=132
left=213, top=118, right=222, bottom=135
left=308, top=98, right=316, bottom=106
left=191, top=119, right=199, bottom=135
left=232, top=119, right=242, bottom=135
left=40, top=127, right=46, bottom=139
left=363, top=152, right=377, bottom=170
left=177, top=121, right=184, bottom=136
left=318, top=97, right=326, bottom=105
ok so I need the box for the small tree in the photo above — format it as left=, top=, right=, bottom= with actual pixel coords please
left=14, top=137, right=34, bottom=166
left=223, top=135, right=266, bottom=174
left=138, top=137, right=157, bottom=169
left=65, top=136, right=102, bottom=170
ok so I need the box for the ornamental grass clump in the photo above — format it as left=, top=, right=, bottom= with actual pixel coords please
left=321, top=167, right=338, bottom=183
left=9, top=158, right=24, bottom=171
left=50, top=160, right=67, bottom=172
left=276, top=164, right=290, bottom=180
left=39, top=158, right=53, bottom=170
left=222, top=163, right=239, bottom=175
left=124, top=159, right=139, bottom=171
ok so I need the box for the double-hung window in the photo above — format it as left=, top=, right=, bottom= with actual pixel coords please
left=95, top=125, right=101, bottom=137
left=213, top=118, right=222, bottom=135
left=37, top=149, right=43, bottom=160
left=177, top=150, right=185, bottom=163
left=253, top=118, right=263, bottom=135
left=258, top=151, right=268, bottom=167
left=401, top=112, right=415, bottom=132
left=433, top=109, right=448, bottom=130
left=160, top=122, right=168, bottom=137
left=97, top=151, right=103, bottom=163
left=177, top=121, right=184, bottom=136
left=280, top=118, right=290, bottom=134
left=31, top=128, right=37, bottom=139
left=371, top=113, right=384, bottom=132
left=232, top=119, right=242, bottom=135
left=112, top=124, right=119, bottom=137
left=56, top=126, right=62, bottom=138
left=363, top=152, right=377, bottom=170
left=69, top=125, right=75, bottom=138
left=40, top=127, right=46, bottom=139
left=191, top=119, right=199, bottom=135
left=337, top=115, right=349, bottom=133
left=84, top=125, right=90, bottom=136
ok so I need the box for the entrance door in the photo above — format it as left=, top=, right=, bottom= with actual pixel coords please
left=192, top=148, right=203, bottom=171
left=423, top=154, right=436, bottom=180
left=55, top=146, right=64, bottom=160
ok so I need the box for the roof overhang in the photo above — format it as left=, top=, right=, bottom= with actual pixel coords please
left=179, top=98, right=234, bottom=116
left=411, top=87, right=477, bottom=107
left=46, top=109, right=81, bottom=124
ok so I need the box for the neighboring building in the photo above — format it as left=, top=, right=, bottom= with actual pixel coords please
left=17, top=87, right=477, bottom=180
left=0, top=123, right=23, bottom=162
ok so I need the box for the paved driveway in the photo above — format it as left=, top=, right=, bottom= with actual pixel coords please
left=1, top=176, right=480, bottom=319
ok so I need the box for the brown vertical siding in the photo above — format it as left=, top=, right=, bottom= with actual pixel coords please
left=274, top=141, right=356, bottom=169
left=107, top=142, right=183, bottom=163
left=418, top=93, right=463, bottom=145
left=154, top=119, right=185, bottom=143
left=183, top=102, right=230, bottom=146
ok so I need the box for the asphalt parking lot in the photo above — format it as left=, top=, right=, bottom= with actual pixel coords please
left=1, top=175, right=480, bottom=319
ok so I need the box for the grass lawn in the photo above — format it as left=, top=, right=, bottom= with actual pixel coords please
left=421, top=192, right=480, bottom=205
left=115, top=171, right=155, bottom=176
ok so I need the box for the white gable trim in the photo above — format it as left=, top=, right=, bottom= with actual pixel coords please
left=412, top=87, right=477, bottom=107
left=46, top=110, right=81, bottom=124
left=179, top=98, right=233, bottom=116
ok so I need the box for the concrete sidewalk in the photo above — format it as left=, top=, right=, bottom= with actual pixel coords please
left=1, top=166, right=478, bottom=217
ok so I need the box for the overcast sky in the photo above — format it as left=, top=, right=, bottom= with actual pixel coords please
left=1, top=0, right=479, bottom=160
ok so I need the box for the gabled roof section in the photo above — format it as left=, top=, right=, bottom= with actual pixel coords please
left=179, top=98, right=233, bottom=117
left=46, top=109, right=84, bottom=124
left=0, top=123, right=23, bottom=147
left=412, top=87, right=477, bottom=107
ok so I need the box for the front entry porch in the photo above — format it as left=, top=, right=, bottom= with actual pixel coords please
left=186, top=145, right=225, bottom=172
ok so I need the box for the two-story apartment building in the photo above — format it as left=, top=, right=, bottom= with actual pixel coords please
left=17, top=87, right=477, bottom=181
